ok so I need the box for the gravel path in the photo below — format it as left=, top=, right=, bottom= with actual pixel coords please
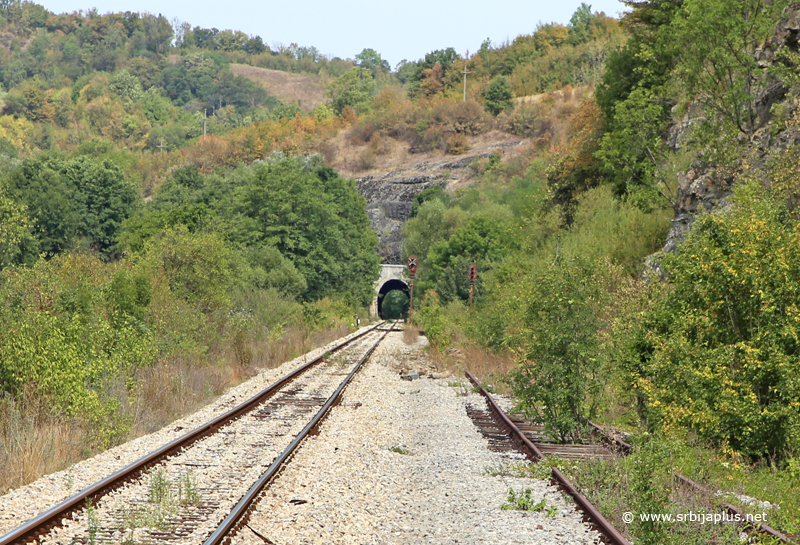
left=1, top=326, right=601, bottom=544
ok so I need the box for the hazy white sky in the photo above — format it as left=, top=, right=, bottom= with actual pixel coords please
left=38, top=0, right=628, bottom=67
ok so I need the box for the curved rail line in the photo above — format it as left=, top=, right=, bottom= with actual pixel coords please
left=0, top=321, right=391, bottom=545
left=467, top=371, right=796, bottom=545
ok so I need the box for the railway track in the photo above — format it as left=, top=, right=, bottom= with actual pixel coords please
left=464, top=371, right=630, bottom=545
left=465, top=371, right=796, bottom=545
left=0, top=321, right=395, bottom=545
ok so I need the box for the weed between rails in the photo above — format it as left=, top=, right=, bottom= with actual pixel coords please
left=119, top=468, right=202, bottom=543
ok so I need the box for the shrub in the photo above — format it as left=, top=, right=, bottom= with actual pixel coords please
left=141, top=226, right=241, bottom=313
left=617, top=182, right=800, bottom=459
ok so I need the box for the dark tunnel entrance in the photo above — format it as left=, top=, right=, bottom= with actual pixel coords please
left=377, top=278, right=410, bottom=320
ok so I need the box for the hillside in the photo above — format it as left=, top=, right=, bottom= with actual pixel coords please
left=2, top=3, right=800, bottom=541
left=230, top=64, right=327, bottom=111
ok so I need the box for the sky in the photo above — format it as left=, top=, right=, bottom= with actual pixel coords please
left=38, top=0, right=628, bottom=68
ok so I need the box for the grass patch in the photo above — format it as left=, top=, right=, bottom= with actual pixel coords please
left=560, top=436, right=797, bottom=544
left=120, top=467, right=203, bottom=540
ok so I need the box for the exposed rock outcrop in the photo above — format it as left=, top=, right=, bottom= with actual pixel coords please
left=357, top=144, right=523, bottom=263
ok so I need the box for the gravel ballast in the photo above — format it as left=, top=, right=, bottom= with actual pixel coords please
left=234, top=332, right=600, bottom=545
left=0, top=326, right=601, bottom=544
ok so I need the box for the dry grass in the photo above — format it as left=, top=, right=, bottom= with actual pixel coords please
left=403, top=323, right=422, bottom=344
left=230, top=64, right=326, bottom=111
left=0, top=323, right=354, bottom=493
left=0, top=394, right=88, bottom=493
left=323, top=129, right=524, bottom=180
left=425, top=341, right=518, bottom=394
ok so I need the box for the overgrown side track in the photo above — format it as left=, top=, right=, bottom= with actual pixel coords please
left=0, top=321, right=391, bottom=545
left=466, top=371, right=796, bottom=545
left=465, top=371, right=630, bottom=545
left=583, top=422, right=795, bottom=544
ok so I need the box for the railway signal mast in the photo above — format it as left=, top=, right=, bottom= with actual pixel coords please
left=468, top=264, right=477, bottom=311
left=407, top=255, right=417, bottom=323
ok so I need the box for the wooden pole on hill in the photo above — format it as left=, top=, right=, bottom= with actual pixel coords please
left=462, top=52, right=470, bottom=102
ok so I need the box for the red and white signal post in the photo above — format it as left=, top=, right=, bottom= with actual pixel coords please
left=407, top=255, right=417, bottom=322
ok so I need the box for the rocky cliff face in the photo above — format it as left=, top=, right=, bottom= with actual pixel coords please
left=662, top=4, right=800, bottom=253
left=357, top=145, right=520, bottom=263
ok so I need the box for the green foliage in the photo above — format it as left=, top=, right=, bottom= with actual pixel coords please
left=63, top=156, right=138, bottom=256
left=674, top=0, right=790, bottom=137
left=409, top=184, right=449, bottom=219
left=117, top=204, right=211, bottom=254
left=501, top=488, right=547, bottom=511
left=142, top=226, right=240, bottom=313
left=325, top=67, right=377, bottom=115
left=509, top=256, right=610, bottom=442
left=483, top=76, right=514, bottom=116
left=231, top=157, right=379, bottom=305
left=426, top=211, right=513, bottom=304
left=0, top=254, right=155, bottom=447
left=0, top=186, right=36, bottom=268
left=2, top=154, right=139, bottom=258
left=355, top=48, right=390, bottom=78
left=107, top=269, right=151, bottom=324
left=244, top=245, right=307, bottom=299
left=415, top=290, right=450, bottom=349
left=381, top=289, right=409, bottom=320
left=617, top=183, right=800, bottom=459
left=596, top=87, right=671, bottom=200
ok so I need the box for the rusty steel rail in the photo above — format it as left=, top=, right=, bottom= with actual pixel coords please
left=465, top=371, right=544, bottom=460
left=204, top=322, right=394, bottom=545
left=675, top=474, right=796, bottom=543
left=464, top=371, right=630, bottom=545
left=0, top=322, right=387, bottom=545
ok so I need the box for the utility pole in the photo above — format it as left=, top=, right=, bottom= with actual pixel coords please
left=157, top=137, right=167, bottom=156
left=203, top=109, right=207, bottom=140
left=462, top=51, right=470, bottom=102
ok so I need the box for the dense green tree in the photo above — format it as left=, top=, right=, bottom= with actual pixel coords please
left=674, top=0, right=790, bottom=137
left=233, top=157, right=379, bottom=305
left=409, top=185, right=449, bottom=218
left=355, top=48, right=390, bottom=78
left=3, top=154, right=138, bottom=257
left=427, top=214, right=512, bottom=303
left=0, top=187, right=36, bottom=268
left=325, top=67, right=377, bottom=115
left=62, top=156, right=138, bottom=256
left=483, top=76, right=514, bottom=116
left=3, top=154, right=81, bottom=255
left=616, top=183, right=800, bottom=459
left=509, top=256, right=607, bottom=442
left=567, top=2, right=595, bottom=45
